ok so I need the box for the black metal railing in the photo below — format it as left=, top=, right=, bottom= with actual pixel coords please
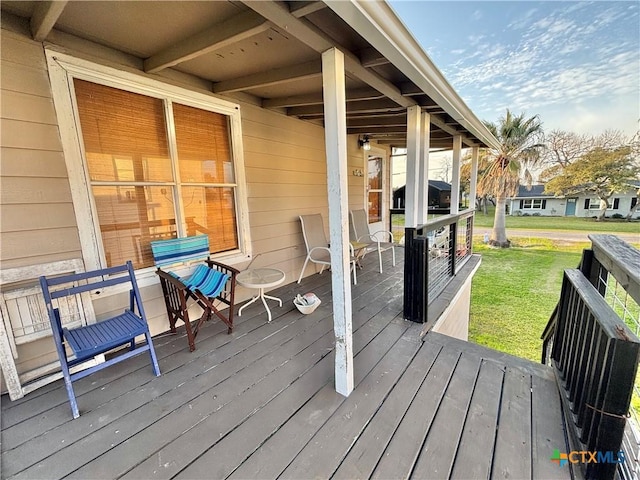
left=402, top=210, right=475, bottom=323
left=542, top=235, right=640, bottom=480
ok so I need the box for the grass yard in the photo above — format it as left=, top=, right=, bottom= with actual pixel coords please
left=469, top=238, right=585, bottom=361
left=474, top=206, right=640, bottom=233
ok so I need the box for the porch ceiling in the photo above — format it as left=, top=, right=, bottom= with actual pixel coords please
left=1, top=0, right=498, bottom=150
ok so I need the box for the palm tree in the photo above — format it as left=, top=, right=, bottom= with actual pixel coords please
left=478, top=110, right=544, bottom=247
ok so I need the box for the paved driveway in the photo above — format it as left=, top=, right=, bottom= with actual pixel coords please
left=474, top=227, right=639, bottom=245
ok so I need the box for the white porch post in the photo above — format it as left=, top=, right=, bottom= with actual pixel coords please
left=321, top=47, right=353, bottom=397
left=404, top=105, right=422, bottom=228
left=417, top=111, right=430, bottom=224
left=469, top=146, right=479, bottom=210
left=450, top=135, right=462, bottom=215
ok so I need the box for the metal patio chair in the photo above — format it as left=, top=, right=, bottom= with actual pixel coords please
left=297, top=214, right=358, bottom=285
left=349, top=209, right=396, bottom=273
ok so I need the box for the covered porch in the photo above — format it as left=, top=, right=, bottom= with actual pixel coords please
left=1, top=252, right=570, bottom=480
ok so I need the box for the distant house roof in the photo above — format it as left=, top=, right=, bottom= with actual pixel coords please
left=429, top=180, right=451, bottom=191
left=513, top=185, right=554, bottom=199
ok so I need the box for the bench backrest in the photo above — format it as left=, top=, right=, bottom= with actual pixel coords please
left=151, top=235, right=210, bottom=268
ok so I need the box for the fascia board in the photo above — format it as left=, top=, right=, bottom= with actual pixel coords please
left=325, top=0, right=500, bottom=150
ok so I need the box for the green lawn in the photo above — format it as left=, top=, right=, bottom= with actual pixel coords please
left=469, top=238, right=584, bottom=361
left=474, top=206, right=640, bottom=233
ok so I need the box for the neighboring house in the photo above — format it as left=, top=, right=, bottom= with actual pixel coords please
left=508, top=185, right=564, bottom=216
left=393, top=180, right=452, bottom=210
left=509, top=183, right=640, bottom=218
left=573, top=181, right=640, bottom=219
left=0, top=1, right=498, bottom=396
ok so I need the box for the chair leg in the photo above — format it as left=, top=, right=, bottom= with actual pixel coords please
left=298, top=256, right=311, bottom=283
left=391, top=245, right=396, bottom=266
left=145, top=331, right=161, bottom=376
left=60, top=363, right=80, bottom=419
left=352, top=261, right=357, bottom=285
left=377, top=245, right=383, bottom=273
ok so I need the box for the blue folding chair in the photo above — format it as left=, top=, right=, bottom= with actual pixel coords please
left=40, top=261, right=160, bottom=419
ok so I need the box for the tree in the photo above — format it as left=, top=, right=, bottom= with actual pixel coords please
left=544, top=146, right=639, bottom=221
left=539, top=129, right=629, bottom=182
left=436, top=156, right=452, bottom=183
left=627, top=188, right=640, bottom=221
left=478, top=110, right=545, bottom=247
left=460, top=150, right=492, bottom=214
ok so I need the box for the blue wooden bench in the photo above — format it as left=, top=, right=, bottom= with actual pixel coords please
left=40, top=261, right=161, bottom=419
left=151, top=235, right=238, bottom=352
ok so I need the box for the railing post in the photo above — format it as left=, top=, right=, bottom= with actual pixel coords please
left=449, top=221, right=457, bottom=275
left=403, top=226, right=427, bottom=323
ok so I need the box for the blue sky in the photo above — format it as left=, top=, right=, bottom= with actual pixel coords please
left=389, top=1, right=639, bottom=137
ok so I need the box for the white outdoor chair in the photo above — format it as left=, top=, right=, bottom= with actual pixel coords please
left=349, top=209, right=396, bottom=273
left=297, top=214, right=358, bottom=285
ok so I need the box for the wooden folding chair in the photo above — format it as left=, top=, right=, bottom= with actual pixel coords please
left=151, top=235, right=238, bottom=352
left=40, top=261, right=161, bottom=419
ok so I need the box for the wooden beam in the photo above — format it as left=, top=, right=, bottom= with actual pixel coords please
left=347, top=115, right=406, bottom=128
left=450, top=135, right=462, bottom=215
left=30, top=1, right=67, bottom=42
left=213, top=60, right=321, bottom=94
left=262, top=87, right=383, bottom=108
left=405, top=105, right=421, bottom=228
left=322, top=47, right=354, bottom=397
left=242, top=0, right=416, bottom=108
left=288, top=98, right=404, bottom=116
left=469, top=146, right=479, bottom=207
left=359, top=47, right=389, bottom=68
left=290, top=1, right=327, bottom=18
left=144, top=10, right=270, bottom=73
left=347, top=126, right=408, bottom=135
left=418, top=111, right=431, bottom=223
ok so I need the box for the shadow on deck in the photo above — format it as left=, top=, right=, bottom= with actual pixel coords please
left=1, top=252, right=572, bottom=479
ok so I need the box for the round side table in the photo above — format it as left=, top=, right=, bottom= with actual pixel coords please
left=237, top=268, right=285, bottom=322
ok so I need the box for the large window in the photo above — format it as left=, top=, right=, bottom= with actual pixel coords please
left=45, top=48, right=249, bottom=276
left=584, top=198, right=620, bottom=210
left=73, top=79, right=240, bottom=269
left=520, top=198, right=546, bottom=209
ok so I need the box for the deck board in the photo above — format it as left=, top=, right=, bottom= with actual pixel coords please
left=411, top=352, right=482, bottom=479
left=1, top=250, right=575, bottom=480
left=332, top=338, right=442, bottom=480
left=371, top=341, right=462, bottom=480
left=449, top=359, right=504, bottom=480
left=492, top=366, right=534, bottom=479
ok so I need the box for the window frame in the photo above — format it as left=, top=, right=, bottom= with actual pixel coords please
left=522, top=198, right=544, bottom=209
left=46, top=50, right=251, bottom=284
left=586, top=198, right=601, bottom=210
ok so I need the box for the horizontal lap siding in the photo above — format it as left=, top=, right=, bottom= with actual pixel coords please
left=0, top=28, right=82, bottom=269
left=0, top=28, right=85, bottom=393
left=241, top=103, right=367, bottom=282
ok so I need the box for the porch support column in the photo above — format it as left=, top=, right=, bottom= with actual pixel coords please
left=469, top=146, right=479, bottom=210
left=450, top=135, right=462, bottom=215
left=417, top=111, right=431, bottom=224
left=321, top=47, right=353, bottom=397
left=404, top=105, right=422, bottom=228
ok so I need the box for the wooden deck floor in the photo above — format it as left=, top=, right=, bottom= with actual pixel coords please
left=1, top=253, right=573, bottom=479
